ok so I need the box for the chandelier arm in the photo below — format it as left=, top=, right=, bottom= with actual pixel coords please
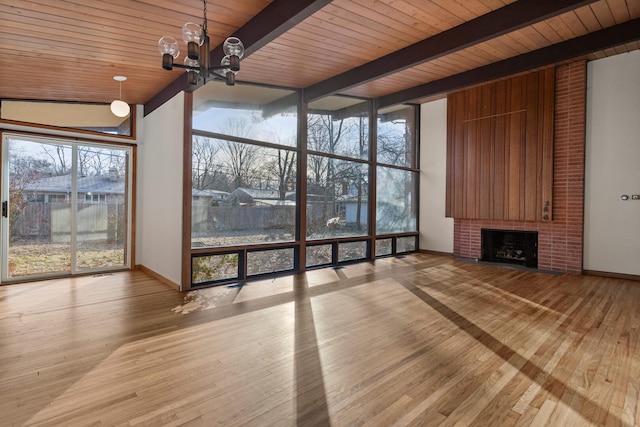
left=208, top=69, right=235, bottom=86
left=169, top=64, right=201, bottom=71
left=209, top=64, right=238, bottom=72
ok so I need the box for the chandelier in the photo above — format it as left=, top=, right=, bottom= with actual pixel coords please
left=157, top=0, right=244, bottom=86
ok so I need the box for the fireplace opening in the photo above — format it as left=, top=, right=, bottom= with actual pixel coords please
left=481, top=229, right=538, bottom=268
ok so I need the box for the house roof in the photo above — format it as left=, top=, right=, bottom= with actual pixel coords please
left=24, top=175, right=125, bottom=195
left=192, top=189, right=229, bottom=199
left=228, top=187, right=295, bottom=203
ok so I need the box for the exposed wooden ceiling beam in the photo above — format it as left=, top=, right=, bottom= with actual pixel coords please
left=377, top=18, right=640, bottom=108
left=303, top=0, right=597, bottom=103
left=210, top=0, right=333, bottom=62
left=145, top=0, right=332, bottom=116
left=144, top=74, right=190, bottom=118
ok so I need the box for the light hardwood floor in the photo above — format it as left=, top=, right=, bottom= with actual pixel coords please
left=1, top=253, right=639, bottom=426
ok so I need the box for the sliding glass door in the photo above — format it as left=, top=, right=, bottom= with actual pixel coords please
left=1, top=134, right=131, bottom=281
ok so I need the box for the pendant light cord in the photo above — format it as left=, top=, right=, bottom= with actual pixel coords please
left=203, top=0, right=207, bottom=34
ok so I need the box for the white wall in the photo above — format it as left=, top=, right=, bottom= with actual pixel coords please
left=419, top=98, right=454, bottom=253
left=136, top=93, right=185, bottom=288
left=584, top=50, right=640, bottom=276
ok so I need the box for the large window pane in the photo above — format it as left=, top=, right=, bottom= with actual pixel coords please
left=5, top=139, right=72, bottom=278
left=191, top=137, right=297, bottom=247
left=193, top=81, right=297, bottom=147
left=308, top=96, right=369, bottom=160
left=76, top=146, right=128, bottom=270
left=192, top=82, right=299, bottom=250
left=307, top=155, right=368, bottom=239
left=377, top=105, right=416, bottom=167
left=376, top=167, right=417, bottom=234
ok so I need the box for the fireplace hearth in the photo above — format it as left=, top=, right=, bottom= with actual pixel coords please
left=481, top=229, right=538, bottom=268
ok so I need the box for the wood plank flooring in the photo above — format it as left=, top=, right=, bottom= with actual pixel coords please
left=1, top=253, right=639, bottom=426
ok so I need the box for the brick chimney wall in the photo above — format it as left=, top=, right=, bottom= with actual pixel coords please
left=453, top=61, right=586, bottom=273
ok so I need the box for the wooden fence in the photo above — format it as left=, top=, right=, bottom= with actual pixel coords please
left=192, top=205, right=296, bottom=232
left=10, top=202, right=126, bottom=243
left=191, top=202, right=343, bottom=233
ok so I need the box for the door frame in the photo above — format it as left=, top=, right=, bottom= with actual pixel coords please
left=1, top=133, right=133, bottom=283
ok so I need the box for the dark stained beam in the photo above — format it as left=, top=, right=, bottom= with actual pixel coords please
left=145, top=0, right=332, bottom=116
left=377, top=18, right=640, bottom=108
left=210, top=0, right=333, bottom=63
left=303, top=0, right=597, bottom=103
left=144, top=73, right=189, bottom=117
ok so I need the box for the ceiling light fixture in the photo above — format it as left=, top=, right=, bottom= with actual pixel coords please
left=110, top=76, right=130, bottom=118
left=158, top=0, right=244, bottom=86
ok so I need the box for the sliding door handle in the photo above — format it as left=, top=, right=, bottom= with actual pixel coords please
left=2, top=201, right=7, bottom=218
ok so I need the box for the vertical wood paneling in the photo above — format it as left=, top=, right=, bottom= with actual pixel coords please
left=454, top=92, right=467, bottom=217
left=508, top=112, right=524, bottom=220
left=517, top=77, right=528, bottom=221
left=525, top=72, right=539, bottom=221
left=479, top=85, right=493, bottom=219
left=467, top=89, right=478, bottom=218
left=445, top=97, right=454, bottom=218
left=536, top=73, right=545, bottom=220
left=493, top=114, right=506, bottom=219
left=493, top=79, right=507, bottom=220
left=446, top=68, right=555, bottom=221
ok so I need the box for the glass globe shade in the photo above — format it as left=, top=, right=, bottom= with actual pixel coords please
left=183, top=57, right=201, bottom=73
left=158, top=36, right=180, bottom=58
left=182, top=22, right=204, bottom=45
left=220, top=55, right=238, bottom=74
left=110, top=100, right=130, bottom=118
left=223, top=37, right=244, bottom=59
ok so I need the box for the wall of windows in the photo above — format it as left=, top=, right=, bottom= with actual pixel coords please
left=188, top=81, right=417, bottom=288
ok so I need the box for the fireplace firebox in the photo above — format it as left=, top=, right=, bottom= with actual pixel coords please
left=481, top=229, right=538, bottom=268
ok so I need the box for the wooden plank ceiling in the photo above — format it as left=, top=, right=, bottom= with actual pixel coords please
left=0, top=0, right=638, bottom=111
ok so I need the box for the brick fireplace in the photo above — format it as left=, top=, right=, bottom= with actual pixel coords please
left=453, top=61, right=586, bottom=273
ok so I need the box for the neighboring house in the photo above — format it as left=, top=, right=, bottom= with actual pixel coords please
left=22, top=172, right=125, bottom=204
left=192, top=189, right=228, bottom=205
left=336, top=194, right=367, bottom=224
left=226, top=187, right=295, bottom=206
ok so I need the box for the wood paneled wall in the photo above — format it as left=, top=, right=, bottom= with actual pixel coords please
left=446, top=69, right=555, bottom=221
